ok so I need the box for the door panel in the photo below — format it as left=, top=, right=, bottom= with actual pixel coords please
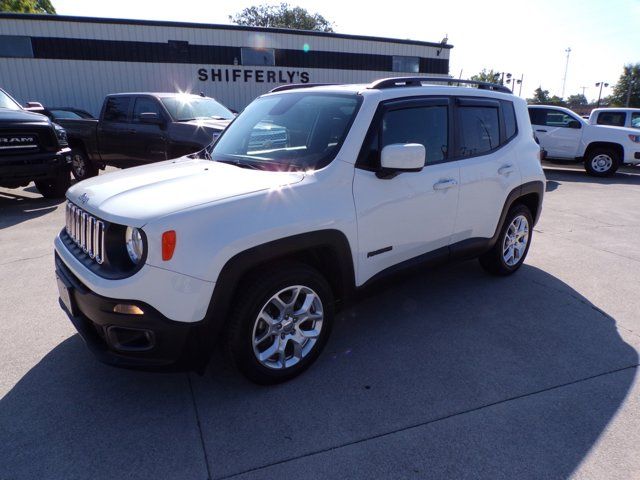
left=97, top=96, right=134, bottom=166
left=529, top=108, right=581, bottom=158
left=353, top=99, right=459, bottom=285
left=128, top=97, right=168, bottom=165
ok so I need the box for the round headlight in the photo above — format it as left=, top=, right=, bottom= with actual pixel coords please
left=125, top=227, right=144, bottom=264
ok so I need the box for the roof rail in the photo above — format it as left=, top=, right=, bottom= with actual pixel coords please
left=269, top=83, right=338, bottom=93
left=367, top=76, right=512, bottom=94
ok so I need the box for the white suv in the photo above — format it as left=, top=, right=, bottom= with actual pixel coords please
left=54, top=77, right=545, bottom=383
left=529, top=105, right=640, bottom=176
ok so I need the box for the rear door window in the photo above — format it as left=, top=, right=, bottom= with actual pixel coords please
left=631, top=113, right=640, bottom=129
left=103, top=97, right=131, bottom=123
left=596, top=111, right=626, bottom=127
left=457, top=106, right=500, bottom=157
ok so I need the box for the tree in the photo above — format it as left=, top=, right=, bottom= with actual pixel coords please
left=609, top=63, right=640, bottom=108
left=470, top=69, right=501, bottom=84
left=566, top=93, right=588, bottom=108
left=0, top=0, right=56, bottom=13
left=230, top=3, right=334, bottom=32
left=527, top=87, right=551, bottom=104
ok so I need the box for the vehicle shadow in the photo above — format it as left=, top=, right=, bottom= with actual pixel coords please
left=0, top=188, right=64, bottom=230
left=0, top=261, right=637, bottom=479
left=543, top=166, right=640, bottom=186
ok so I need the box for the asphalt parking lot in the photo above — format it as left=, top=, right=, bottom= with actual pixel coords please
left=1, top=164, right=640, bottom=480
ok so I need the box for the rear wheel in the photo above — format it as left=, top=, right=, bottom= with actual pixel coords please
left=226, top=264, right=334, bottom=384
left=34, top=170, right=71, bottom=199
left=71, top=149, right=98, bottom=181
left=584, top=148, right=619, bottom=177
left=479, top=204, right=533, bottom=276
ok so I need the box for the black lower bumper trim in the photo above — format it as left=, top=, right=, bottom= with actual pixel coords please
left=0, top=148, right=71, bottom=186
left=55, top=252, right=203, bottom=371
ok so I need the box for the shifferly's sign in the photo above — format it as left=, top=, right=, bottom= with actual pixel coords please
left=198, top=68, right=310, bottom=84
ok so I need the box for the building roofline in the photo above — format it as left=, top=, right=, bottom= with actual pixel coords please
left=0, top=13, right=454, bottom=50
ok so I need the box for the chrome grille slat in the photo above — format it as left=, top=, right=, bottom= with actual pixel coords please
left=64, top=201, right=105, bottom=265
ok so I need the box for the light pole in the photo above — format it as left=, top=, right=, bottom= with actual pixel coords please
left=596, top=81, right=609, bottom=107
left=561, top=47, right=571, bottom=99
left=626, top=77, right=637, bottom=107
left=506, top=74, right=524, bottom=95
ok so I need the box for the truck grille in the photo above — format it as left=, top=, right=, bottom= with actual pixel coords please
left=65, top=202, right=105, bottom=264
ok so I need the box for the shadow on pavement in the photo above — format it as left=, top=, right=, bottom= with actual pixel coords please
left=0, top=189, right=64, bottom=230
left=543, top=167, right=640, bottom=187
left=1, top=261, right=637, bottom=479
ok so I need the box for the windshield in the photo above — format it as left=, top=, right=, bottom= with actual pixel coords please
left=161, top=96, right=234, bottom=121
left=0, top=90, right=22, bottom=111
left=208, top=92, right=361, bottom=171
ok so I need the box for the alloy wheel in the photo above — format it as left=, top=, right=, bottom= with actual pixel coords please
left=251, top=285, right=324, bottom=370
left=502, top=214, right=530, bottom=267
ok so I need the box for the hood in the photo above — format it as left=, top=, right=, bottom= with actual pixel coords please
left=66, top=158, right=304, bottom=226
left=0, top=108, right=51, bottom=125
left=176, top=118, right=232, bottom=131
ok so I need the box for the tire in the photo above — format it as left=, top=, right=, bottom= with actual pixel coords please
left=34, top=170, right=71, bottom=199
left=584, top=148, right=619, bottom=177
left=71, top=148, right=98, bottom=181
left=479, top=204, right=533, bottom=276
left=226, top=263, right=334, bottom=384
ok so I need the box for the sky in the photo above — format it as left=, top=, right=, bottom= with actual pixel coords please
left=52, top=0, right=640, bottom=101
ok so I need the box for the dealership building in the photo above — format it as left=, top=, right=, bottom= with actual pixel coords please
left=0, top=13, right=452, bottom=115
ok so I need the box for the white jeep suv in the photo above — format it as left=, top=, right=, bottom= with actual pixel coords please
left=54, top=77, right=545, bottom=384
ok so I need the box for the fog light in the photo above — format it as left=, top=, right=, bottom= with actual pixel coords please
left=113, top=304, right=144, bottom=315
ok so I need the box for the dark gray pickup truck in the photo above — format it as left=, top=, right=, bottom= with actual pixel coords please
left=0, top=88, right=72, bottom=198
left=55, top=93, right=235, bottom=180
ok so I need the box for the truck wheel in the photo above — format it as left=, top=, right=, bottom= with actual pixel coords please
left=479, top=204, right=533, bottom=276
left=34, top=170, right=71, bottom=199
left=584, top=148, right=619, bottom=177
left=226, top=264, right=334, bottom=384
left=71, top=149, right=98, bottom=181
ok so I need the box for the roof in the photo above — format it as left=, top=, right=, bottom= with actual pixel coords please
left=0, top=13, right=454, bottom=50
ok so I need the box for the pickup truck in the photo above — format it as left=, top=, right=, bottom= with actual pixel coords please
left=54, top=93, right=235, bottom=180
left=528, top=105, right=640, bottom=176
left=0, top=87, right=72, bottom=198
left=589, top=108, right=640, bottom=129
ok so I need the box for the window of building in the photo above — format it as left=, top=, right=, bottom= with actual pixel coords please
left=596, top=111, right=626, bottom=127
left=133, top=97, right=162, bottom=122
left=457, top=106, right=500, bottom=157
left=241, top=47, right=275, bottom=66
left=103, top=97, right=131, bottom=123
left=0, top=35, right=34, bottom=58
left=392, top=56, right=420, bottom=73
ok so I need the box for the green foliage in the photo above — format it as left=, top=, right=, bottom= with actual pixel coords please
left=566, top=93, right=588, bottom=107
left=470, top=69, right=501, bottom=84
left=0, top=0, right=56, bottom=14
left=229, top=3, right=334, bottom=32
left=527, top=87, right=550, bottom=104
left=609, top=63, right=640, bottom=108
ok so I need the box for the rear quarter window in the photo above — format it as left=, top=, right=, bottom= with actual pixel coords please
left=501, top=100, right=518, bottom=140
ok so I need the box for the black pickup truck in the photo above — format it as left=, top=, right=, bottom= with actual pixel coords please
left=52, top=93, right=234, bottom=180
left=0, top=88, right=72, bottom=198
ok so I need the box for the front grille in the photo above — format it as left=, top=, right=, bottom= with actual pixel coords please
left=65, top=202, right=105, bottom=264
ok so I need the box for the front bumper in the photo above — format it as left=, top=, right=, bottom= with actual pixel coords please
left=0, top=147, right=72, bottom=186
left=55, top=252, right=204, bottom=370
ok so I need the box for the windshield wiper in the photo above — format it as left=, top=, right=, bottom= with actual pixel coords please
left=215, top=159, right=263, bottom=170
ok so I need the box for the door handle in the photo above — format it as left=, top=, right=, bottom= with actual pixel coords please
left=498, top=164, right=515, bottom=176
left=535, top=129, right=548, bottom=133
left=433, top=178, right=458, bottom=191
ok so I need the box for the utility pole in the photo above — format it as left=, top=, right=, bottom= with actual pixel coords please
left=596, top=81, right=609, bottom=107
left=561, top=47, right=571, bottom=99
left=580, top=86, right=586, bottom=96
left=626, top=77, right=636, bottom=107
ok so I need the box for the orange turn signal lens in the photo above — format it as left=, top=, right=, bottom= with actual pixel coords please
left=162, top=230, right=176, bottom=261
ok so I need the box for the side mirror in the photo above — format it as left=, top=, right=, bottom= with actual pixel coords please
left=567, top=120, right=582, bottom=129
left=139, top=112, right=164, bottom=125
left=26, top=101, right=44, bottom=109
left=380, top=143, right=425, bottom=175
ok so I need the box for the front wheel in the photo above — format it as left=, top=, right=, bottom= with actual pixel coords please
left=226, top=264, right=334, bottom=384
left=34, top=170, right=71, bottom=199
left=479, top=204, right=533, bottom=276
left=584, top=148, right=619, bottom=177
left=71, top=149, right=98, bottom=181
